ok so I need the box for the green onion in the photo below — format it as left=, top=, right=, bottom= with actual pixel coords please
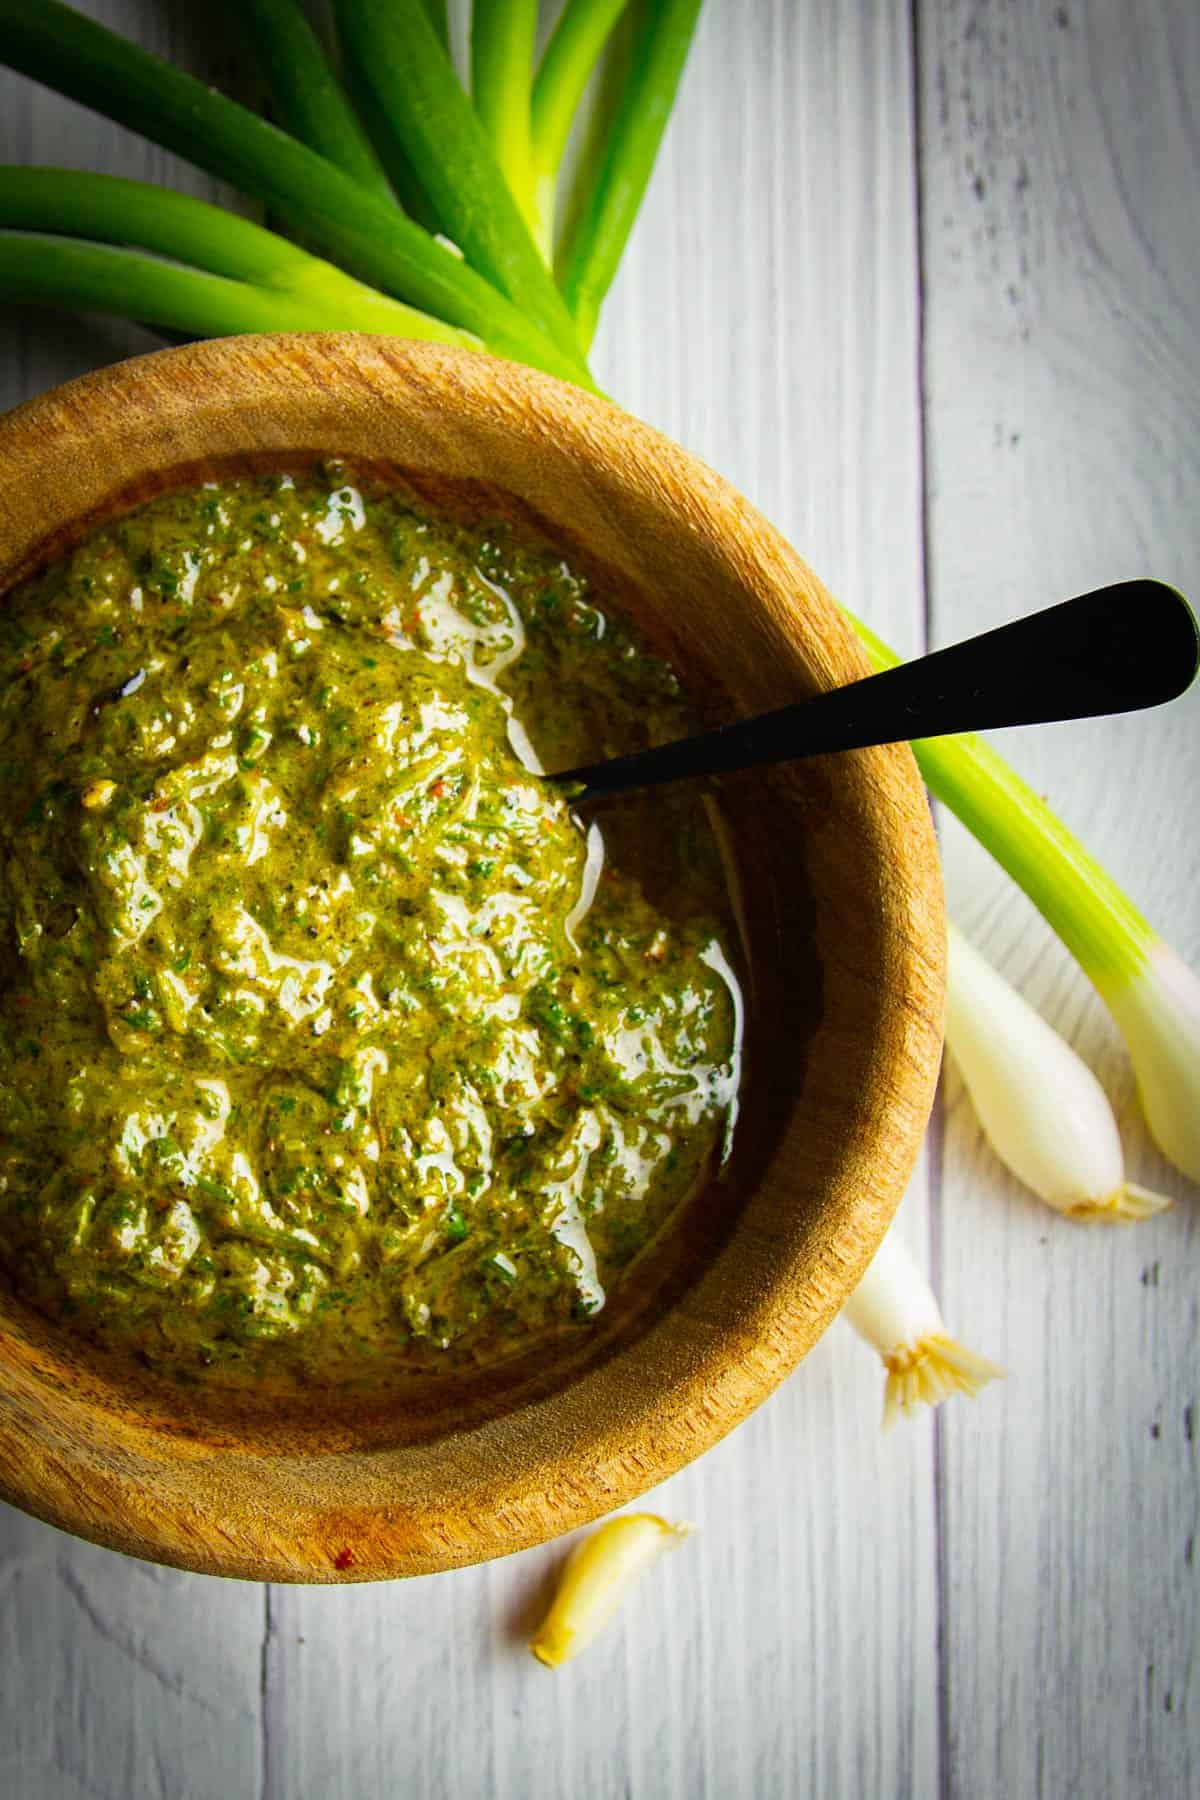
left=0, top=0, right=578, bottom=378
left=531, top=0, right=632, bottom=260
left=945, top=923, right=1170, bottom=1221
left=842, top=1225, right=1003, bottom=1429
left=333, top=0, right=588, bottom=372
left=0, top=168, right=471, bottom=344
left=852, top=615, right=1156, bottom=988
left=0, top=232, right=472, bottom=346
left=558, top=0, right=703, bottom=347
left=338, top=45, right=444, bottom=235
left=471, top=0, right=539, bottom=230
left=224, top=0, right=393, bottom=202
left=418, top=0, right=450, bottom=54
left=854, top=613, right=1200, bottom=1183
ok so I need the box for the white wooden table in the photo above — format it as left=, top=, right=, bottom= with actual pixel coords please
left=2, top=4, right=1197, bottom=1795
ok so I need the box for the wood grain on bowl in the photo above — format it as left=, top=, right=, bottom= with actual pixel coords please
left=0, top=336, right=944, bottom=1580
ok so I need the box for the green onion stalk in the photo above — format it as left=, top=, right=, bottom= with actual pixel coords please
left=332, top=0, right=584, bottom=367
left=225, top=0, right=394, bottom=202
left=0, top=168, right=474, bottom=347
left=0, top=232, right=474, bottom=346
left=221, top=0, right=443, bottom=233
left=530, top=0, right=632, bottom=261
left=854, top=619, right=1200, bottom=1184
left=337, top=54, right=445, bottom=234
left=558, top=0, right=705, bottom=348
left=471, top=0, right=540, bottom=233
left=418, top=0, right=451, bottom=54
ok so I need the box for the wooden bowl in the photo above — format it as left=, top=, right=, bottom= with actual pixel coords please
left=0, top=336, right=943, bottom=1580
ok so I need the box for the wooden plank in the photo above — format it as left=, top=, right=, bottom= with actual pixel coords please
left=0, top=1509, right=263, bottom=1800
left=918, top=2, right=1200, bottom=1795
left=268, top=1, right=938, bottom=1794
left=0, top=7, right=271, bottom=1799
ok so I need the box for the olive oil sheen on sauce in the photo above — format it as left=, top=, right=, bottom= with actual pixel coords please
left=0, top=465, right=742, bottom=1386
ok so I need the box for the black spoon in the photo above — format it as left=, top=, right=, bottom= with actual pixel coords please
left=552, top=579, right=1199, bottom=804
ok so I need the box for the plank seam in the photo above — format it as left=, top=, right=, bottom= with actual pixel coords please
left=908, top=1, right=953, bottom=1797
left=260, top=1584, right=277, bottom=1800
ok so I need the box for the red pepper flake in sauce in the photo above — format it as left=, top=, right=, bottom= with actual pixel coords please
left=333, top=1546, right=355, bottom=1571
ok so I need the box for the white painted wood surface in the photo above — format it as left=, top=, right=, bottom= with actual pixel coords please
left=0, top=2, right=1195, bottom=1795
left=921, top=6, right=1200, bottom=1797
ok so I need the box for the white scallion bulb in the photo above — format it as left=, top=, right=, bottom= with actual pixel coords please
left=842, top=1227, right=1002, bottom=1430
left=945, top=923, right=1172, bottom=1221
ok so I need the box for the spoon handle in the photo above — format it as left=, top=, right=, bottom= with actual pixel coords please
left=557, top=579, right=1199, bottom=803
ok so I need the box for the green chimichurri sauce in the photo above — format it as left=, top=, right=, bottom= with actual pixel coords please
left=0, top=463, right=742, bottom=1384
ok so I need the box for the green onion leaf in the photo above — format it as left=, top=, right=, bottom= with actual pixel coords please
left=0, top=0, right=581, bottom=379
left=333, top=0, right=588, bottom=373
left=0, top=166, right=479, bottom=344
left=419, top=0, right=450, bottom=53
left=559, top=0, right=703, bottom=347
left=0, top=166, right=471, bottom=343
left=225, top=0, right=394, bottom=203
left=531, top=0, right=631, bottom=260
left=471, top=0, right=539, bottom=229
left=0, top=231, right=474, bottom=348
left=338, top=42, right=445, bottom=235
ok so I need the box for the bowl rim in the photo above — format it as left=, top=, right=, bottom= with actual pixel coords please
left=0, top=335, right=945, bottom=1580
